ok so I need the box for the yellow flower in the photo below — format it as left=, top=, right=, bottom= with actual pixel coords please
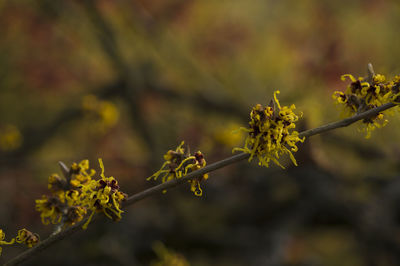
left=0, top=229, right=15, bottom=256
left=80, top=159, right=127, bottom=229
left=332, top=91, right=347, bottom=104
left=332, top=71, right=400, bottom=138
left=65, top=206, right=87, bottom=226
left=373, top=74, right=386, bottom=83
left=48, top=174, right=65, bottom=192
left=35, top=195, right=64, bottom=225
left=187, top=152, right=208, bottom=196
left=37, top=159, right=126, bottom=230
left=148, top=142, right=209, bottom=196
left=233, top=91, right=305, bottom=168
left=69, top=160, right=96, bottom=188
left=15, top=229, right=39, bottom=248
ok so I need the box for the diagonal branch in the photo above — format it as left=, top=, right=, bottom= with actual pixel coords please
left=299, top=102, right=396, bottom=138
left=3, top=219, right=87, bottom=266
left=3, top=100, right=398, bottom=266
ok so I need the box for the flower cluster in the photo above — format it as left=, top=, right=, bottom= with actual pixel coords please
left=79, top=159, right=127, bottom=229
left=0, top=228, right=39, bottom=256
left=35, top=159, right=127, bottom=230
left=233, top=91, right=305, bottom=168
left=147, top=141, right=209, bottom=196
left=333, top=73, right=400, bottom=138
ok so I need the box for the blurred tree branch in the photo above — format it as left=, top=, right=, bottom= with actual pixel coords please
left=80, top=0, right=156, bottom=156
left=0, top=81, right=124, bottom=168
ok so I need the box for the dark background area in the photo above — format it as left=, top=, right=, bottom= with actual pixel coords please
left=1, top=0, right=400, bottom=265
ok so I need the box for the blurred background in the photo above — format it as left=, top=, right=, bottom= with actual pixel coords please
left=1, top=0, right=400, bottom=265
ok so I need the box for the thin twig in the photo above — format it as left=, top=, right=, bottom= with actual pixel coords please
left=124, top=152, right=250, bottom=206
left=3, top=220, right=86, bottom=266
left=298, top=102, right=396, bottom=138
left=2, top=152, right=249, bottom=266
left=3, top=101, right=398, bottom=266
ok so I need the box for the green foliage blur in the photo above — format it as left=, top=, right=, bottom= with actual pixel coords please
left=1, top=0, right=400, bottom=265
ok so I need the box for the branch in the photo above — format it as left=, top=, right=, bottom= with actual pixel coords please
left=80, top=0, right=157, bottom=154
left=2, top=152, right=248, bottom=266
left=3, top=101, right=397, bottom=266
left=0, top=80, right=124, bottom=168
left=298, top=102, right=396, bottom=138
left=124, top=152, right=249, bottom=206
left=3, top=219, right=86, bottom=266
